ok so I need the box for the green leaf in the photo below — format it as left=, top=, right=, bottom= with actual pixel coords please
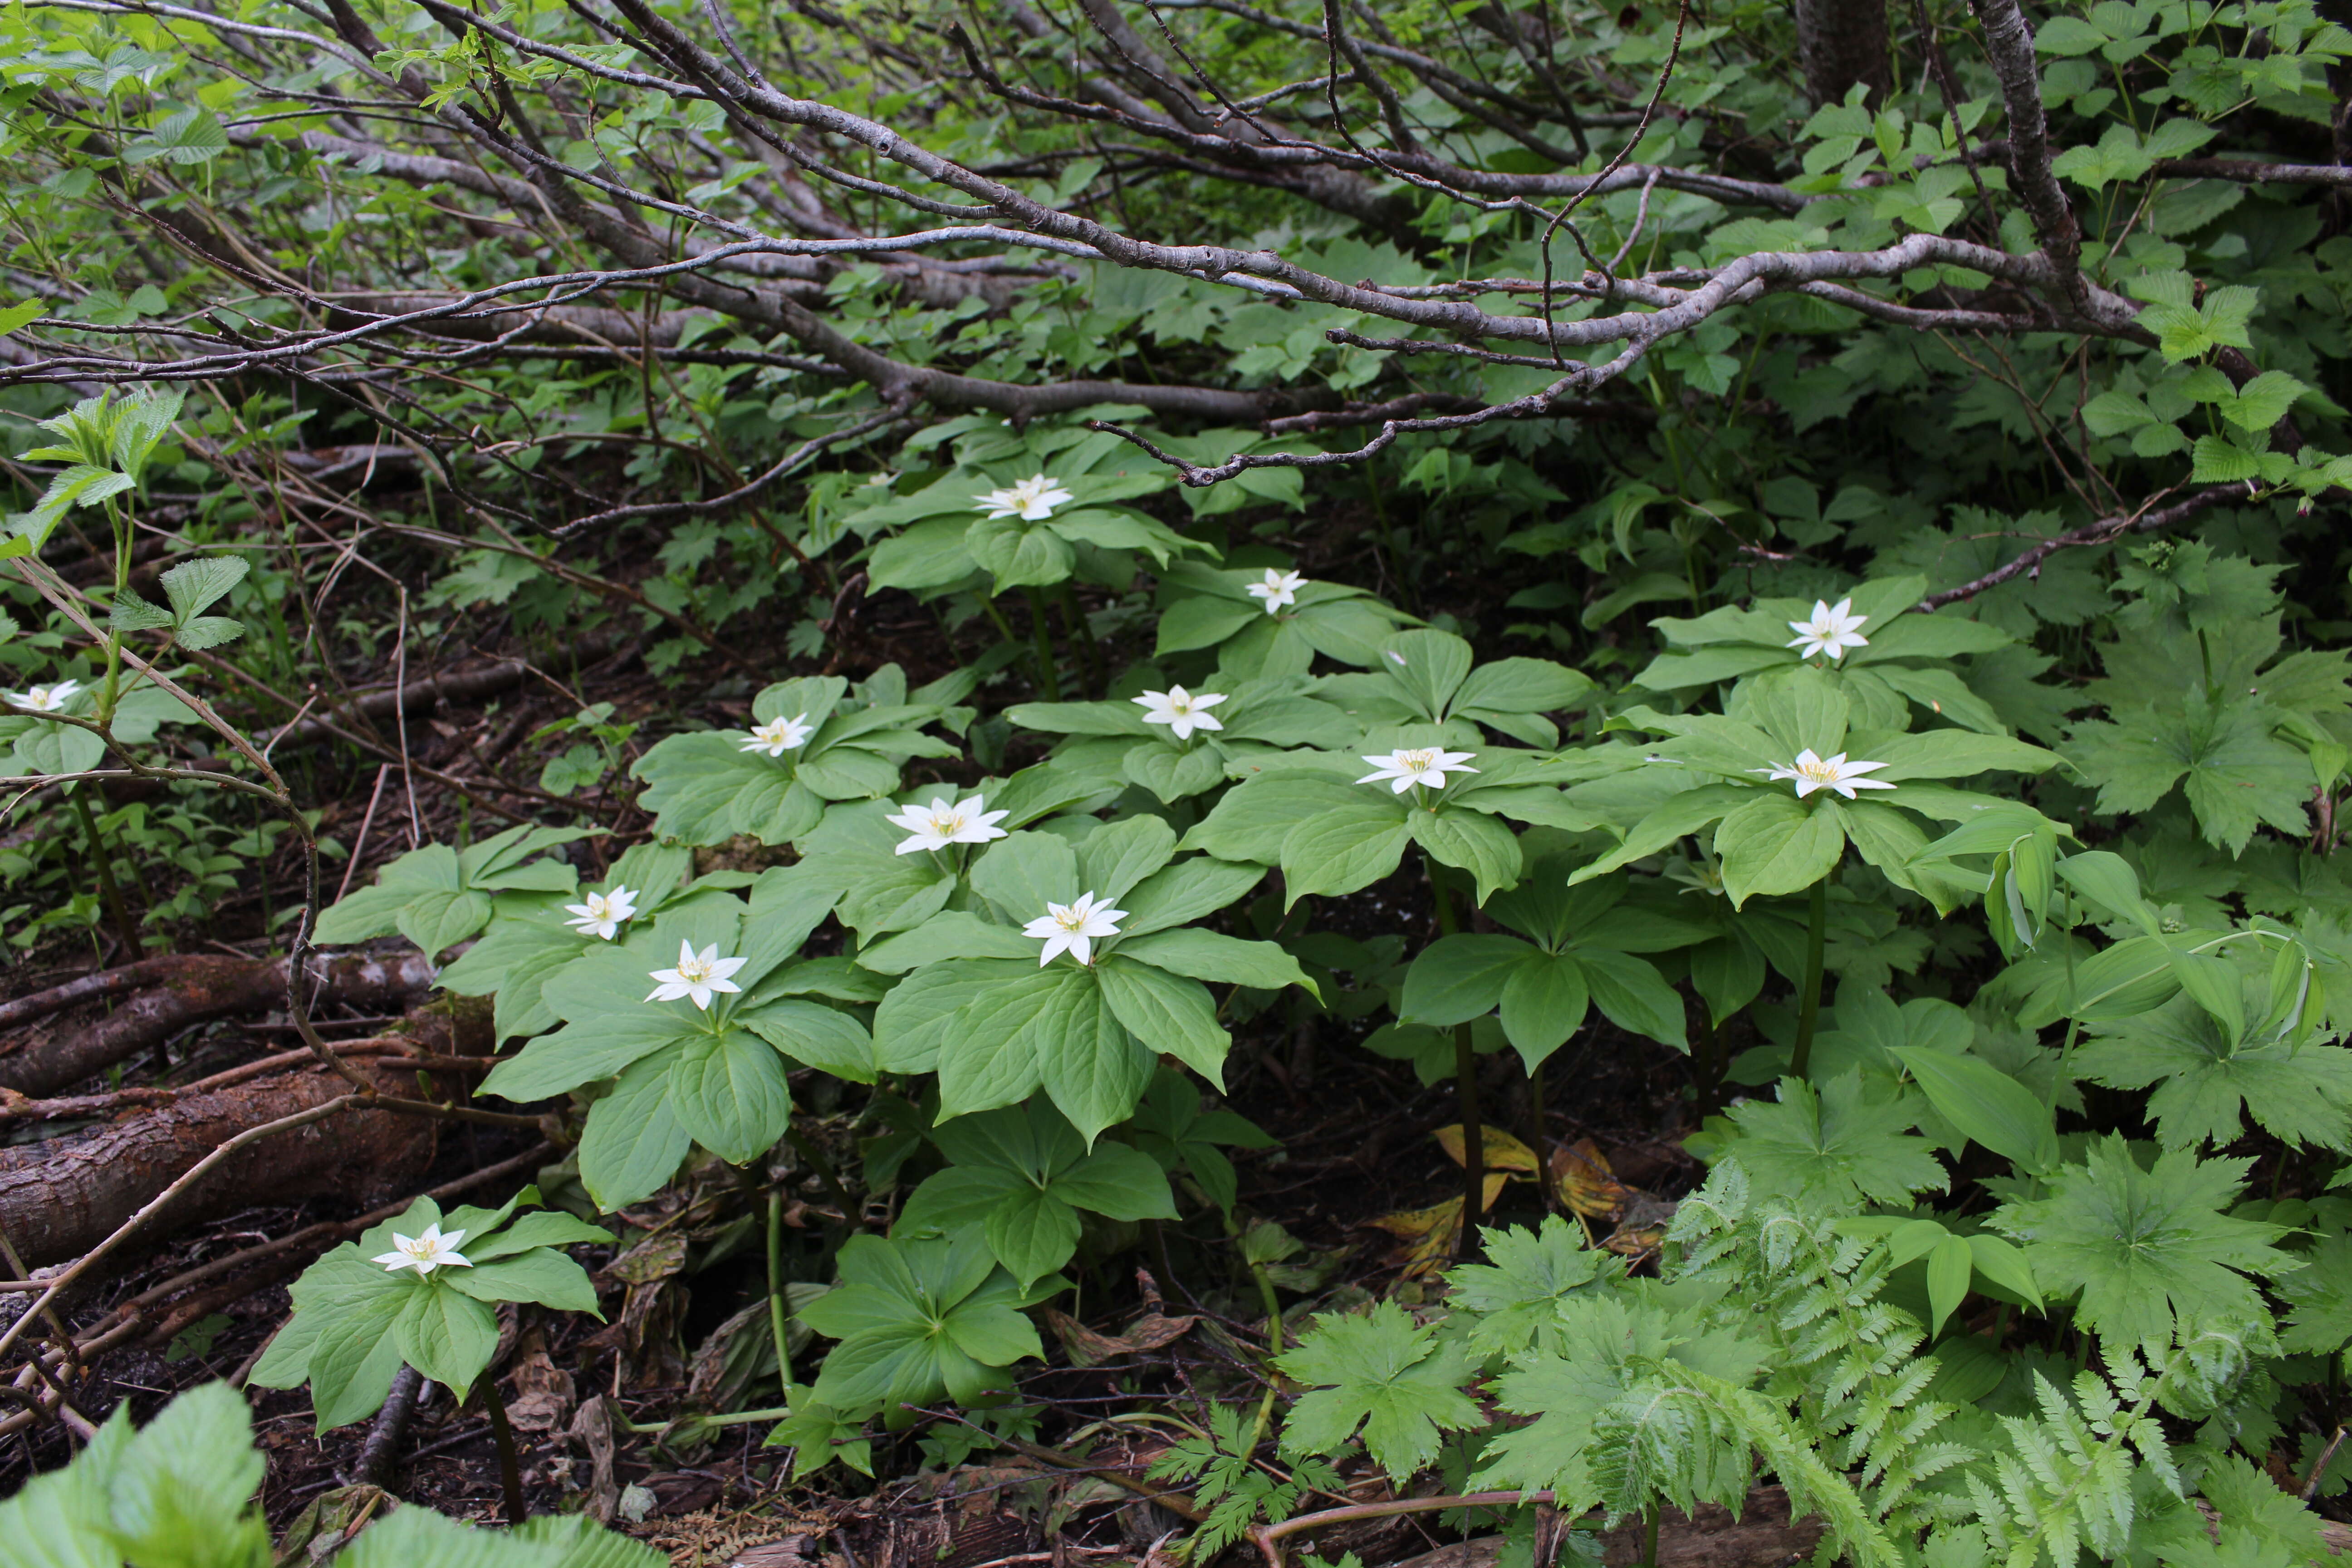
left=668, top=1026, right=794, bottom=1164
left=1497, top=951, right=1591, bottom=1071
left=1279, top=795, right=1414, bottom=904
left=1116, top=927, right=1317, bottom=993
left=1408, top=806, right=1525, bottom=904
left=392, top=1281, right=500, bottom=1395
left=1401, top=934, right=1533, bottom=1026
left=1924, top=1233, right=1972, bottom=1338
left=1096, top=955, right=1230, bottom=1080
left=1991, top=1136, right=2293, bottom=1353
left=1720, top=1073, right=1948, bottom=1210
left=1577, top=948, right=1688, bottom=1052
left=1890, top=1045, right=2059, bottom=1174
left=1277, top=1301, right=1482, bottom=1481
left=1714, top=792, right=1844, bottom=906
left=579, top=1051, right=695, bottom=1211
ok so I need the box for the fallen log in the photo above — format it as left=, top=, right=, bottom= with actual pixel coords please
left=0, top=950, right=439, bottom=1097
left=0, top=1060, right=436, bottom=1268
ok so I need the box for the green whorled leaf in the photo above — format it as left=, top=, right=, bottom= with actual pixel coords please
left=1571, top=782, right=1753, bottom=883
left=868, top=516, right=980, bottom=592
left=1407, top=807, right=1524, bottom=905
left=794, top=745, right=903, bottom=801
left=858, top=909, right=1035, bottom=973
left=579, top=1050, right=695, bottom=1211
left=738, top=996, right=878, bottom=1082
left=8, top=716, right=100, bottom=780
left=1115, top=927, right=1317, bottom=994
left=1280, top=795, right=1414, bottom=904
left=1576, top=948, right=1687, bottom=1051
left=1003, top=699, right=1148, bottom=736
left=1863, top=726, right=2059, bottom=782
left=873, top=958, right=1021, bottom=1073
left=966, top=512, right=1077, bottom=587
left=391, top=1282, right=500, bottom=1396
left=1155, top=593, right=1262, bottom=655
left=1079, top=814, right=1180, bottom=904
left=445, top=1248, right=602, bottom=1315
left=1401, top=933, right=1534, bottom=1027
left=935, top=962, right=1093, bottom=1120
left=668, top=1026, right=795, bottom=1164
left=753, top=675, right=850, bottom=731
left=1497, top=951, right=1592, bottom=1070
left=1713, top=792, right=1843, bottom=906
left=1118, top=855, right=1266, bottom=935
left=1688, top=933, right=1766, bottom=1025
left=1890, top=1045, right=2059, bottom=1174
left=1453, top=656, right=1592, bottom=717
left=465, top=1208, right=614, bottom=1261
left=1632, top=644, right=1791, bottom=691
left=392, top=887, right=494, bottom=961
left=1095, top=955, right=1229, bottom=1081
left=1830, top=799, right=1932, bottom=890
left=477, top=1001, right=695, bottom=1102
left=1035, top=975, right=1159, bottom=1143
left=1375, top=629, right=1475, bottom=719
left=1123, top=740, right=1227, bottom=802
left=1183, top=774, right=1370, bottom=864
left=1868, top=663, right=2009, bottom=735
left=969, top=829, right=1082, bottom=926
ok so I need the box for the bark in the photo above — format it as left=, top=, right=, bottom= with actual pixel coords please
left=0, top=950, right=439, bottom=1097
left=0, top=1062, right=436, bottom=1267
left=1794, top=0, right=1891, bottom=108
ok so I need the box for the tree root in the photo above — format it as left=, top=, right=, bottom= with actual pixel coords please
left=0, top=949, right=440, bottom=1097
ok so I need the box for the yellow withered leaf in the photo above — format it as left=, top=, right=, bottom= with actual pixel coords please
left=1369, top=1174, right=1514, bottom=1277
left=1433, top=1124, right=1541, bottom=1174
left=1552, top=1137, right=1635, bottom=1219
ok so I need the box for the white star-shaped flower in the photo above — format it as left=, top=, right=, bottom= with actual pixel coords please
left=1767, top=749, right=1895, bottom=800
left=1021, top=891, right=1126, bottom=967
left=1785, top=598, right=1870, bottom=662
left=977, top=474, right=1075, bottom=521
left=647, top=940, right=748, bottom=1009
left=7, top=679, right=80, bottom=714
left=372, top=1222, right=472, bottom=1277
left=1357, top=747, right=1479, bottom=794
left=740, top=712, right=814, bottom=757
left=886, top=794, right=1011, bottom=854
left=1245, top=568, right=1304, bottom=614
left=1133, top=685, right=1227, bottom=742
left=563, top=886, right=639, bottom=941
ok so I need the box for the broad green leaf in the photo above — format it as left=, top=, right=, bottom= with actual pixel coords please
left=1891, top=1046, right=2059, bottom=1174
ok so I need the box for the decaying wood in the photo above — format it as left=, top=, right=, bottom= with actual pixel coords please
left=0, top=1060, right=436, bottom=1267
left=0, top=949, right=439, bottom=1097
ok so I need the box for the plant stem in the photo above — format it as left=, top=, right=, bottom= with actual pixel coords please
left=1788, top=877, right=1828, bottom=1081
left=766, top=1186, right=795, bottom=1392
left=480, top=1380, right=527, bottom=1524
left=1244, top=1250, right=1284, bottom=1455
left=1058, top=583, right=1102, bottom=697
left=71, top=793, right=140, bottom=954
left=1527, top=1058, right=1556, bottom=1215
left=1427, top=857, right=1484, bottom=1260
left=1640, top=1504, right=1661, bottom=1568
left=1024, top=588, right=1060, bottom=701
